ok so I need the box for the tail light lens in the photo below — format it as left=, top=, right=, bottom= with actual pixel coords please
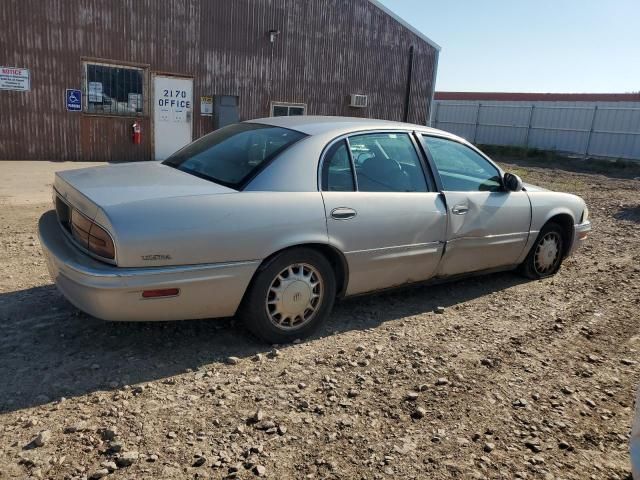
left=70, top=210, right=92, bottom=245
left=88, top=223, right=116, bottom=259
left=70, top=209, right=115, bottom=260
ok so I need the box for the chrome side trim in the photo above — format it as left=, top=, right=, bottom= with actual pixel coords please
left=447, top=231, right=530, bottom=242
left=347, top=241, right=443, bottom=255
left=63, top=256, right=261, bottom=279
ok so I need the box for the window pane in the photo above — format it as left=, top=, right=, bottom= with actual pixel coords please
left=272, top=104, right=305, bottom=117
left=272, top=106, right=288, bottom=117
left=348, top=133, right=427, bottom=192
left=163, top=123, right=306, bottom=188
left=322, top=140, right=355, bottom=191
left=86, top=63, right=144, bottom=116
left=423, top=136, right=502, bottom=192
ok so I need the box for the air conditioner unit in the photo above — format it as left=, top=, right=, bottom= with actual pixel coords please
left=349, top=94, right=368, bottom=108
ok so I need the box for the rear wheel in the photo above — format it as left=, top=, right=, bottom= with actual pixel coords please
left=239, top=248, right=336, bottom=343
left=520, top=222, right=565, bottom=279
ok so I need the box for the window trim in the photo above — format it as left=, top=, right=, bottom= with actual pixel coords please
left=270, top=101, right=307, bottom=117
left=82, top=60, right=148, bottom=117
left=418, top=133, right=505, bottom=193
left=318, top=130, right=435, bottom=193
left=320, top=139, right=357, bottom=192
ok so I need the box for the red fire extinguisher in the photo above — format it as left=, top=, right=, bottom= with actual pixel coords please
left=132, top=121, right=141, bottom=144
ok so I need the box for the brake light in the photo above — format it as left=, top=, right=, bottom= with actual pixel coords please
left=70, top=209, right=115, bottom=260
left=70, top=209, right=91, bottom=244
left=89, top=223, right=116, bottom=259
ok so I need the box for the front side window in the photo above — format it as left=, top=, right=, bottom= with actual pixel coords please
left=322, top=140, right=355, bottom=191
left=422, top=136, right=502, bottom=192
left=348, top=133, right=428, bottom=193
left=85, top=63, right=144, bottom=116
left=163, top=123, right=306, bottom=188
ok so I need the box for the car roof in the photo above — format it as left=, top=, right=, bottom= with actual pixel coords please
left=246, top=115, right=459, bottom=139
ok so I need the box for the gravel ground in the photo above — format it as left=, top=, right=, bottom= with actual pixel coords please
left=0, top=159, right=639, bottom=479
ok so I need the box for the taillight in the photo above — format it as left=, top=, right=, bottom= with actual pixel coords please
left=88, top=223, right=116, bottom=259
left=71, top=209, right=92, bottom=245
left=70, top=209, right=115, bottom=260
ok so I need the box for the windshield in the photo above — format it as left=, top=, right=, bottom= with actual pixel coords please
left=163, top=123, right=307, bottom=188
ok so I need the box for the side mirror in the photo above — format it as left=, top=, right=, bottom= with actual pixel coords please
left=503, top=172, right=523, bottom=192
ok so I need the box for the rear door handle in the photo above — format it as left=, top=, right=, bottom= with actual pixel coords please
left=451, top=204, right=469, bottom=215
left=331, top=207, right=357, bottom=220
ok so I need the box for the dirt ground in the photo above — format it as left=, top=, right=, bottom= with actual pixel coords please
left=0, top=158, right=639, bottom=480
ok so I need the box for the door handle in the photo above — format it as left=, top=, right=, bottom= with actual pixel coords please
left=331, top=207, right=357, bottom=220
left=451, top=204, right=469, bottom=215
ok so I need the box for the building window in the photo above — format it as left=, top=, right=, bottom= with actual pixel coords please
left=271, top=102, right=306, bottom=117
left=84, top=62, right=145, bottom=116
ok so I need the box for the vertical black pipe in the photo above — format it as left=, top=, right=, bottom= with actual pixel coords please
left=403, top=45, right=415, bottom=122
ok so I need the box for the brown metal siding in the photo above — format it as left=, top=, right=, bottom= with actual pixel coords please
left=1, top=0, right=438, bottom=161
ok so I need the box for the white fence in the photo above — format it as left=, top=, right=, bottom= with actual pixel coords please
left=432, top=100, right=640, bottom=160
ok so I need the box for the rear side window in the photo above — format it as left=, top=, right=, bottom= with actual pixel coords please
left=322, top=140, right=355, bottom=191
left=349, top=133, right=428, bottom=192
left=163, top=123, right=306, bottom=189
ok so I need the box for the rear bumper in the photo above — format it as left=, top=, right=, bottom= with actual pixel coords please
left=568, top=220, right=591, bottom=256
left=38, top=210, right=259, bottom=321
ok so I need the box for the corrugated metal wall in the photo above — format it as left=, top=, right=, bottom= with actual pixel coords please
left=0, top=0, right=438, bottom=161
left=432, top=100, right=640, bottom=160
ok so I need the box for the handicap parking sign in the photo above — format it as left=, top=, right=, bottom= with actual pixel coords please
left=66, top=89, right=82, bottom=112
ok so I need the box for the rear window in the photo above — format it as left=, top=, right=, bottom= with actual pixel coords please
left=163, top=123, right=306, bottom=188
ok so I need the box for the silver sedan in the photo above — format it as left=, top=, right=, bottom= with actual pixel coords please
left=39, top=116, right=591, bottom=343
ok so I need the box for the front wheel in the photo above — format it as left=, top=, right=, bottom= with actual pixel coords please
left=520, top=223, right=565, bottom=279
left=238, top=248, right=336, bottom=343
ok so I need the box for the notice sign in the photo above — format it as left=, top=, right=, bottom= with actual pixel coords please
left=66, top=89, right=82, bottom=111
left=128, top=93, right=142, bottom=112
left=88, top=81, right=103, bottom=102
left=0, top=66, right=30, bottom=91
left=200, top=96, right=213, bottom=116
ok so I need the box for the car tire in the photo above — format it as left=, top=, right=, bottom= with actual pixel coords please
left=239, top=248, right=336, bottom=344
left=520, top=222, right=565, bottom=279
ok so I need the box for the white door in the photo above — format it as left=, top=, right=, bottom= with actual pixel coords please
left=153, top=75, right=193, bottom=161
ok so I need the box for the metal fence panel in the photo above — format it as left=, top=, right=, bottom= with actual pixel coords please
left=476, top=104, right=530, bottom=146
left=433, top=100, right=640, bottom=160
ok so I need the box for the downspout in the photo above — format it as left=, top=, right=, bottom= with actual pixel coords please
left=428, top=49, right=440, bottom=126
left=403, top=45, right=415, bottom=122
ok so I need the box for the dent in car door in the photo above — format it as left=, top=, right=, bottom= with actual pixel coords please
left=438, top=190, right=531, bottom=276
left=419, top=134, right=532, bottom=277
left=323, top=191, right=447, bottom=294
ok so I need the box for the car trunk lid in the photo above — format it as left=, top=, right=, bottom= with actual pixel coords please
left=54, top=161, right=235, bottom=216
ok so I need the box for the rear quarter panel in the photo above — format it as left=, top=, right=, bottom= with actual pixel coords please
left=100, top=192, right=329, bottom=267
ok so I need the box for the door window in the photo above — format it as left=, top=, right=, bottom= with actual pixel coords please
left=348, top=133, right=428, bottom=192
left=422, top=136, right=502, bottom=192
left=322, top=140, right=355, bottom=191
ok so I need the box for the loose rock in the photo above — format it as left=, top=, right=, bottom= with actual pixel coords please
left=226, top=356, right=240, bottom=365
left=116, top=451, right=139, bottom=468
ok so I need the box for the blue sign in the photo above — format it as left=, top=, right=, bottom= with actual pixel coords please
left=66, top=89, right=82, bottom=112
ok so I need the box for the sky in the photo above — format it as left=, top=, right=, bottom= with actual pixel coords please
left=377, top=0, right=640, bottom=93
